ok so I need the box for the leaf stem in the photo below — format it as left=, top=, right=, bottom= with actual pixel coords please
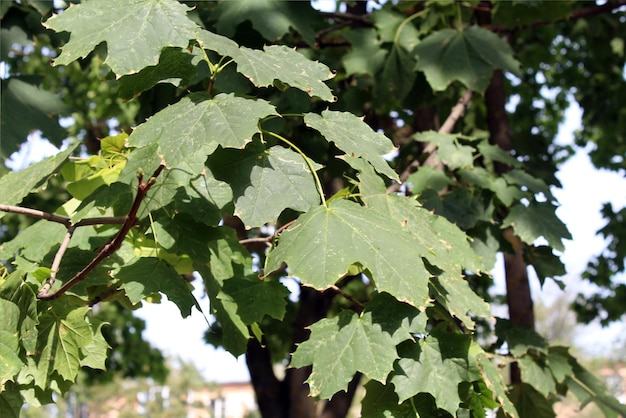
left=262, top=130, right=327, bottom=208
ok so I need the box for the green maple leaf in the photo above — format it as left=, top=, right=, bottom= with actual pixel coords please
left=361, top=381, right=421, bottom=418
left=45, top=0, right=199, bottom=76
left=207, top=142, right=321, bottom=227
left=413, top=26, right=520, bottom=92
left=231, top=45, right=335, bottom=101
left=215, top=0, right=319, bottom=46
left=265, top=199, right=432, bottom=308
left=304, top=110, right=398, bottom=181
left=390, top=329, right=482, bottom=414
left=413, top=131, right=475, bottom=169
left=0, top=299, right=22, bottom=385
left=117, top=258, right=196, bottom=317
left=36, top=301, right=94, bottom=384
left=127, top=92, right=276, bottom=172
left=79, top=319, right=108, bottom=370
left=342, top=29, right=387, bottom=76
left=197, top=31, right=335, bottom=100
left=120, top=93, right=275, bottom=215
left=0, top=144, right=79, bottom=218
left=291, top=310, right=398, bottom=399
left=219, top=275, right=290, bottom=324
left=353, top=158, right=490, bottom=327
left=503, top=202, right=572, bottom=251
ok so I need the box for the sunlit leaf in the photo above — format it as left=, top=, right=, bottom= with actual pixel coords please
left=45, top=0, right=199, bottom=76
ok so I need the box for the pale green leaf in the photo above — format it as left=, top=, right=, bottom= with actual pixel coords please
left=208, top=143, right=321, bottom=227
left=0, top=144, right=78, bottom=218
left=503, top=202, right=572, bottom=251
left=0, top=299, right=22, bottom=385
left=407, top=166, right=452, bottom=194
left=475, top=353, right=519, bottom=418
left=413, top=26, right=520, bottom=92
left=0, top=220, right=66, bottom=263
left=519, top=355, right=557, bottom=398
left=79, top=319, right=108, bottom=371
left=45, top=0, right=199, bottom=76
left=117, top=258, right=196, bottom=317
left=305, top=110, right=398, bottom=180
left=390, top=329, right=481, bottom=413
left=265, top=199, right=432, bottom=308
left=291, top=310, right=398, bottom=398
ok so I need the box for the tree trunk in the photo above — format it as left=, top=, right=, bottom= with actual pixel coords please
left=485, top=69, right=535, bottom=384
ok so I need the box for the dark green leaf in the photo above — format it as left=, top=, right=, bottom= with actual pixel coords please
left=0, top=78, right=70, bottom=157
left=503, top=202, right=572, bottom=251
left=413, top=26, right=520, bottom=92
left=117, top=258, right=196, bottom=317
left=208, top=142, right=321, bottom=227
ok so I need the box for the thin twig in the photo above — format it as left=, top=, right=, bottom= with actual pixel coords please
left=37, top=164, right=166, bottom=301
left=0, top=204, right=125, bottom=226
left=0, top=204, right=71, bottom=226
left=239, top=237, right=273, bottom=246
left=46, top=227, right=76, bottom=292
left=330, top=284, right=365, bottom=312
left=387, top=90, right=474, bottom=194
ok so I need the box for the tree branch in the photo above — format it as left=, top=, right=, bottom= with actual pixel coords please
left=491, top=0, right=626, bottom=34
left=387, top=90, right=473, bottom=194
left=0, top=204, right=126, bottom=226
left=36, top=164, right=165, bottom=301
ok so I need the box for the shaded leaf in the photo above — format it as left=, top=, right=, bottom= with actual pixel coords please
left=503, top=202, right=572, bottom=251
left=220, top=276, right=290, bottom=324
left=45, top=0, right=199, bottom=76
left=413, top=26, right=520, bottom=92
left=208, top=142, right=321, bottom=227
left=475, top=353, right=519, bottom=418
left=0, top=78, right=69, bottom=157
left=118, top=47, right=201, bottom=99
left=215, top=0, right=319, bottom=46
left=291, top=310, right=398, bottom=398
left=364, top=292, right=427, bottom=345
left=117, top=258, right=196, bottom=317
left=343, top=29, right=387, bottom=76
